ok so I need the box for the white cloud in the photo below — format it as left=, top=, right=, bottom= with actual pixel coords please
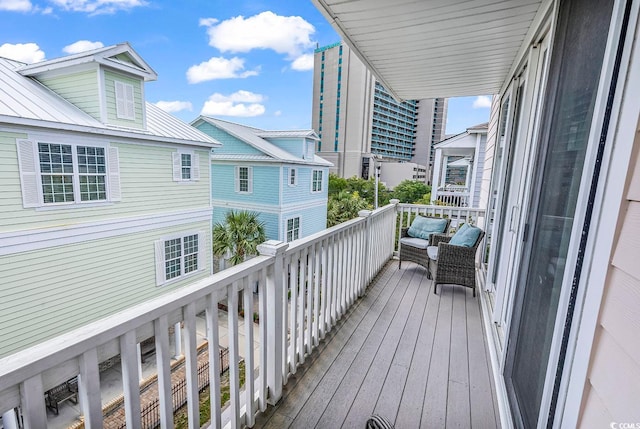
left=198, top=17, right=218, bottom=27
left=200, top=11, right=315, bottom=59
left=186, top=56, right=259, bottom=83
left=274, top=110, right=282, bottom=117
left=472, top=96, right=492, bottom=108
left=63, top=40, right=104, bottom=54
left=0, top=42, right=45, bottom=63
left=155, top=100, right=193, bottom=113
left=291, top=53, right=314, bottom=71
left=49, top=0, right=147, bottom=15
left=201, top=91, right=266, bottom=117
left=0, top=0, right=32, bottom=12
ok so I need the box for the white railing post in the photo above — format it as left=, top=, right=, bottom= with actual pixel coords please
left=358, top=209, right=373, bottom=293
left=257, top=240, right=288, bottom=405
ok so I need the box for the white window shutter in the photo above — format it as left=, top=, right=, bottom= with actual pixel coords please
left=192, top=153, right=200, bottom=181
left=248, top=167, right=253, bottom=193
left=155, top=240, right=166, bottom=286
left=115, top=81, right=126, bottom=118
left=16, top=140, right=40, bottom=208
left=234, top=166, right=240, bottom=192
left=108, top=147, right=121, bottom=201
left=172, top=152, right=181, bottom=181
left=197, top=232, right=206, bottom=272
left=125, top=84, right=135, bottom=119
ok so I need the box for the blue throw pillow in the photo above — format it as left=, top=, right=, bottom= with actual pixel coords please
left=407, top=216, right=448, bottom=240
left=449, top=224, right=482, bottom=247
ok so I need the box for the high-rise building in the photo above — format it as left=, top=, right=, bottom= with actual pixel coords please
left=312, top=42, right=447, bottom=183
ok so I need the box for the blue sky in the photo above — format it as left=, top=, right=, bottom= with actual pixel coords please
left=0, top=0, right=491, bottom=134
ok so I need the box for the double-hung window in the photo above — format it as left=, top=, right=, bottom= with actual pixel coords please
left=155, top=232, right=204, bottom=286
left=286, top=217, right=300, bottom=242
left=16, top=139, right=120, bottom=208
left=289, top=168, right=297, bottom=186
left=172, top=151, right=200, bottom=182
left=235, top=166, right=253, bottom=193
left=312, top=169, right=323, bottom=192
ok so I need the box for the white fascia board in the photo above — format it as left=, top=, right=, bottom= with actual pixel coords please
left=0, top=118, right=219, bottom=148
left=210, top=157, right=331, bottom=167
left=0, top=208, right=212, bottom=256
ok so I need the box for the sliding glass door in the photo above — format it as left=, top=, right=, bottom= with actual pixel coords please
left=504, top=0, right=615, bottom=427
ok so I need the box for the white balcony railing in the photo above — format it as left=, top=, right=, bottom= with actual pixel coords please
left=0, top=204, right=397, bottom=429
left=0, top=202, right=482, bottom=429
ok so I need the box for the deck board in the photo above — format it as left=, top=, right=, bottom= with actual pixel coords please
left=254, top=260, right=500, bottom=429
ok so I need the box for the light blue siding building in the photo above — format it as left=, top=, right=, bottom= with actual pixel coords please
left=192, top=117, right=332, bottom=243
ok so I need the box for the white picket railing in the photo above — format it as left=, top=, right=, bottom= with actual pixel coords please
left=0, top=203, right=398, bottom=429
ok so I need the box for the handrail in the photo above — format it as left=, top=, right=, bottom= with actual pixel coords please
left=0, top=203, right=400, bottom=429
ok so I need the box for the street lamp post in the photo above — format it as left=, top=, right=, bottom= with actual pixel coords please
left=374, top=162, right=381, bottom=209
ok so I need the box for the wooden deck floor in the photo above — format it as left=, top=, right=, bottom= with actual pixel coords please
left=254, top=260, right=500, bottom=429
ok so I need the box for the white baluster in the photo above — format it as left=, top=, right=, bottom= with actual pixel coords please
left=78, top=348, right=103, bottom=429
left=154, top=315, right=174, bottom=429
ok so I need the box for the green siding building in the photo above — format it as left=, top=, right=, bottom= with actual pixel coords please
left=0, top=43, right=221, bottom=358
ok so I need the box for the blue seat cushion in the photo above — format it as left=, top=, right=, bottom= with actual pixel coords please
left=400, top=237, right=430, bottom=250
left=407, top=216, right=448, bottom=240
left=449, top=223, right=482, bottom=247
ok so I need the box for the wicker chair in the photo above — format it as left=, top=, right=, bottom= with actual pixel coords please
left=398, top=217, right=451, bottom=272
left=428, top=229, right=485, bottom=297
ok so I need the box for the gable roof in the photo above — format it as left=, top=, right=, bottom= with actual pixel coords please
left=193, top=116, right=332, bottom=167
left=0, top=57, right=219, bottom=148
left=435, top=123, right=488, bottom=148
left=18, top=42, right=157, bottom=81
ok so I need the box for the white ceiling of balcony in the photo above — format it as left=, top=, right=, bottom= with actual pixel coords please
left=312, top=0, right=544, bottom=100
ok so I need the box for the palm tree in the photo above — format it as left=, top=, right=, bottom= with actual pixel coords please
left=213, top=210, right=266, bottom=267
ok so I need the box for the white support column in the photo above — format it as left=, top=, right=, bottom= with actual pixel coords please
left=174, top=322, right=182, bottom=359
left=206, top=292, right=222, bottom=429
left=257, top=240, right=288, bottom=405
left=432, top=150, right=444, bottom=202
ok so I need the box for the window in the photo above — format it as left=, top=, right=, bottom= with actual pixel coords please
left=16, top=139, right=120, bottom=208
left=312, top=170, right=323, bottom=192
left=114, top=80, right=135, bottom=120
left=235, top=166, right=253, bottom=193
left=155, top=232, right=203, bottom=286
left=286, top=217, right=300, bottom=242
left=289, top=168, right=297, bottom=186
left=172, top=152, right=200, bottom=182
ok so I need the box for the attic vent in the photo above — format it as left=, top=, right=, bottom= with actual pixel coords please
left=115, top=80, right=135, bottom=120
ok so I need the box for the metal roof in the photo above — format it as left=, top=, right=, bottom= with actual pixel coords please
left=312, top=0, right=545, bottom=100
left=195, top=116, right=332, bottom=167
left=258, top=130, right=319, bottom=140
left=0, top=57, right=219, bottom=148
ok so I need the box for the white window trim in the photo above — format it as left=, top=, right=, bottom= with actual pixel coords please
left=285, top=216, right=301, bottom=242
left=172, top=151, right=200, bottom=182
left=115, top=80, right=136, bottom=120
left=16, top=138, right=121, bottom=209
left=235, top=166, right=253, bottom=194
left=289, top=168, right=298, bottom=187
left=311, top=169, right=323, bottom=193
left=155, top=230, right=206, bottom=287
